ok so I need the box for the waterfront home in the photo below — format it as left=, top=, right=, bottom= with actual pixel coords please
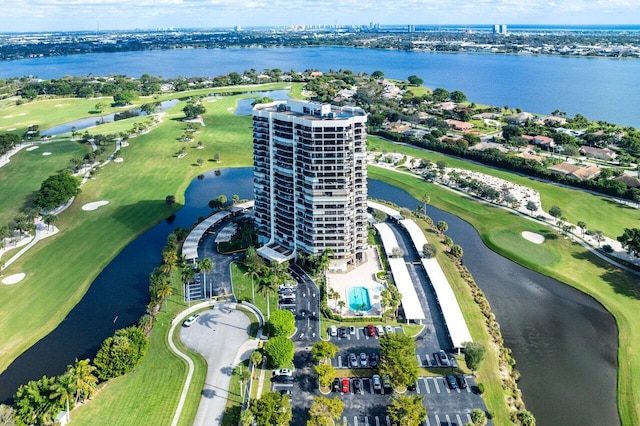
left=445, top=119, right=474, bottom=131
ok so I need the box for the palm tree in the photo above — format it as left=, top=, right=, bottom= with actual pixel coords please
left=67, top=359, right=97, bottom=405
left=161, top=249, right=178, bottom=275
left=421, top=194, right=430, bottom=215
left=577, top=221, right=587, bottom=238
left=157, top=282, right=173, bottom=311
left=49, top=373, right=76, bottom=420
left=198, top=257, right=214, bottom=299
left=436, top=220, right=448, bottom=234
left=42, top=213, right=57, bottom=231
left=181, top=265, right=197, bottom=305
left=257, top=268, right=278, bottom=319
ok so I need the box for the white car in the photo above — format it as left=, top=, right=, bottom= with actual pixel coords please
left=438, top=350, right=451, bottom=367
left=329, top=326, right=338, bottom=337
left=375, top=325, right=385, bottom=336
left=384, top=325, right=394, bottom=334
left=273, top=368, right=293, bottom=377
left=183, top=314, right=199, bottom=327
left=349, top=353, right=359, bottom=368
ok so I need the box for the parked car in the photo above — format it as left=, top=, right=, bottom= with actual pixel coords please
left=375, top=325, right=385, bottom=336
left=456, top=374, right=467, bottom=389
left=438, top=350, right=450, bottom=367
left=353, top=378, right=363, bottom=394
left=381, top=375, right=392, bottom=394
left=182, top=314, right=199, bottom=327
left=369, top=353, right=379, bottom=368
left=332, top=378, right=340, bottom=392
left=349, top=326, right=356, bottom=335
left=384, top=325, right=394, bottom=334
left=280, top=297, right=295, bottom=305
left=349, top=353, right=359, bottom=368
left=372, top=374, right=382, bottom=393
left=407, top=382, right=417, bottom=391
left=339, top=327, right=348, bottom=338
left=366, top=324, right=376, bottom=336
left=341, top=378, right=350, bottom=393
left=278, top=389, right=292, bottom=396
left=446, top=374, right=458, bottom=390
left=329, top=326, right=338, bottom=337
left=359, top=352, right=368, bottom=368
left=271, top=375, right=293, bottom=383
left=273, top=368, right=292, bottom=377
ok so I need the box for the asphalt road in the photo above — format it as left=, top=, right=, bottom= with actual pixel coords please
left=180, top=304, right=254, bottom=426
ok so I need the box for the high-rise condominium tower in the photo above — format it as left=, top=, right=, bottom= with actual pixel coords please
left=253, top=100, right=368, bottom=270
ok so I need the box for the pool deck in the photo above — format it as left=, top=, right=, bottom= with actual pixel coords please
left=326, top=247, right=385, bottom=317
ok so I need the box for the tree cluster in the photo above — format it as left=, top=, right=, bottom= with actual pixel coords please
left=617, top=228, right=640, bottom=257
left=93, top=326, right=149, bottom=380
left=248, top=391, right=292, bottom=426
left=13, top=359, right=97, bottom=425
left=32, top=171, right=81, bottom=210
left=0, top=133, right=19, bottom=156
left=379, top=332, right=419, bottom=389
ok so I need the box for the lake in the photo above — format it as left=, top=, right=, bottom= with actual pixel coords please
left=3, top=47, right=640, bottom=127
left=0, top=168, right=619, bottom=426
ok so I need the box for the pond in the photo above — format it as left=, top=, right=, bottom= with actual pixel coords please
left=40, top=99, right=181, bottom=136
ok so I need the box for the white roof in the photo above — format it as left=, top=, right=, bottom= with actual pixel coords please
left=368, top=200, right=403, bottom=221
left=400, top=219, right=428, bottom=256
left=182, top=211, right=232, bottom=261
left=373, top=222, right=397, bottom=257
left=215, top=223, right=238, bottom=243
left=388, top=258, right=426, bottom=320
left=374, top=222, right=426, bottom=321
left=421, top=258, right=473, bottom=349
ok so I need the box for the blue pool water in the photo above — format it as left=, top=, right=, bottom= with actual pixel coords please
left=347, top=287, right=371, bottom=311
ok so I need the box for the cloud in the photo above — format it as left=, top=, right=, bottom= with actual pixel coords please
left=4, top=0, right=639, bottom=31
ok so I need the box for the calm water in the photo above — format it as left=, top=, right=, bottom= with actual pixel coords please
left=0, top=168, right=619, bottom=426
left=3, top=47, right=640, bottom=127
left=0, top=168, right=254, bottom=404
left=368, top=180, right=618, bottom=426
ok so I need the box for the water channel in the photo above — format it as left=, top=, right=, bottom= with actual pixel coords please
left=0, top=169, right=619, bottom=426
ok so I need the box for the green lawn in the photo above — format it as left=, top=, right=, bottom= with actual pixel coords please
left=369, top=165, right=640, bottom=425
left=368, top=136, right=640, bottom=239
left=0, top=139, right=90, bottom=225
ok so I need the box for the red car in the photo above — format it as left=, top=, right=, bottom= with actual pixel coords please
left=366, top=324, right=376, bottom=337
left=341, top=378, right=350, bottom=393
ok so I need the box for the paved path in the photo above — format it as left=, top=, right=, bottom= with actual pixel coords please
left=179, top=303, right=255, bottom=426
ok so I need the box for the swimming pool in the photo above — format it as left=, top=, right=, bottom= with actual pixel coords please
left=347, top=287, right=371, bottom=311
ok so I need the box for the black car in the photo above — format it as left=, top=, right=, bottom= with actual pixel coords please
left=339, top=327, right=348, bottom=338
left=446, top=374, right=458, bottom=390
left=353, top=378, right=363, bottom=394
left=332, top=378, right=340, bottom=392
left=278, top=389, right=292, bottom=396
left=369, top=353, right=379, bottom=368
left=456, top=374, right=467, bottom=389
left=407, top=382, right=417, bottom=391
left=271, top=375, right=294, bottom=383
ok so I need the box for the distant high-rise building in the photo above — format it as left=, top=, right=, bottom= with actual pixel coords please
left=408, top=24, right=415, bottom=33
left=493, top=24, right=508, bottom=35
left=252, top=100, right=368, bottom=269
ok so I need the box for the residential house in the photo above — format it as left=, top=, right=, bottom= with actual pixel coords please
left=506, top=112, right=535, bottom=124
left=579, top=146, right=617, bottom=161
left=570, top=165, right=601, bottom=180
left=445, top=119, right=474, bottom=131
left=613, top=175, right=640, bottom=188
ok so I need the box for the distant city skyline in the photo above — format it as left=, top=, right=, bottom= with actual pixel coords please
left=5, top=0, right=639, bottom=33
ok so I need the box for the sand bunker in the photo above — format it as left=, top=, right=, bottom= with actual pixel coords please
left=82, top=200, right=109, bottom=211
left=7, top=127, right=16, bottom=131
left=114, top=157, right=124, bottom=163
left=522, top=231, right=545, bottom=244
left=2, top=273, right=26, bottom=285
left=42, top=152, right=52, bottom=156
left=26, top=146, right=39, bottom=151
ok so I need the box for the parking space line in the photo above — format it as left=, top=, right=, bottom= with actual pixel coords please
left=423, top=377, right=430, bottom=393
left=424, top=415, right=430, bottom=426
left=375, top=416, right=381, bottom=426
left=445, top=414, right=452, bottom=426
left=466, top=413, right=472, bottom=423
left=354, top=416, right=358, bottom=426
left=434, top=414, right=441, bottom=425
left=415, top=354, right=422, bottom=367
left=424, top=355, right=431, bottom=367
left=386, top=415, right=391, bottom=426
left=443, top=378, right=451, bottom=393
left=415, top=380, right=421, bottom=394
left=433, top=377, right=441, bottom=394
left=342, top=416, right=347, bottom=426
left=456, top=414, right=463, bottom=425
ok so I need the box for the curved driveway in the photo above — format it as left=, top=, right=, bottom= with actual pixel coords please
left=179, top=303, right=256, bottom=426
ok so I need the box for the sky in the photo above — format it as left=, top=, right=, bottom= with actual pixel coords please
left=4, top=0, right=640, bottom=32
